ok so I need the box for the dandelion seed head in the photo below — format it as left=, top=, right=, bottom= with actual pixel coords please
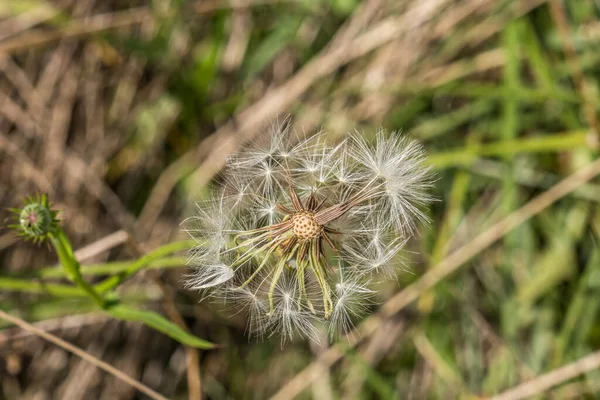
left=184, top=120, right=433, bottom=343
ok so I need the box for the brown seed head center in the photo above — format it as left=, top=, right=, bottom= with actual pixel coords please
left=291, top=211, right=321, bottom=241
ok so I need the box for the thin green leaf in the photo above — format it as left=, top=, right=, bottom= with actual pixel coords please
left=106, top=304, right=214, bottom=349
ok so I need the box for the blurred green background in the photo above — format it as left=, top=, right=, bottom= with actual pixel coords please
left=1, top=0, right=600, bottom=399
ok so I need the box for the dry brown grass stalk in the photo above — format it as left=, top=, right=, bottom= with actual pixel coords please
left=491, top=349, right=600, bottom=400
left=0, top=309, right=170, bottom=400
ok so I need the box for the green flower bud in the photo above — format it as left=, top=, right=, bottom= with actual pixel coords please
left=10, top=194, right=59, bottom=243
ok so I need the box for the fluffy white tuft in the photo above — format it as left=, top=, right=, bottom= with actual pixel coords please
left=347, top=129, right=434, bottom=235
left=267, top=272, right=321, bottom=345
left=330, top=274, right=374, bottom=337
left=184, top=121, right=432, bottom=343
left=184, top=260, right=235, bottom=290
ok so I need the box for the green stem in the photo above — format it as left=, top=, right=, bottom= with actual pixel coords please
left=36, top=256, right=187, bottom=279
left=0, top=241, right=193, bottom=297
left=50, top=229, right=105, bottom=307
left=427, top=130, right=588, bottom=169
left=0, top=276, right=85, bottom=297
left=95, top=239, right=194, bottom=293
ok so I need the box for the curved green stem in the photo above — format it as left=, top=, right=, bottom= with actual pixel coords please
left=50, top=229, right=105, bottom=307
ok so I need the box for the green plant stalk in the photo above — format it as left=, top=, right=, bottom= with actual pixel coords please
left=37, top=256, right=187, bottom=279
left=50, top=229, right=106, bottom=307
left=95, top=239, right=194, bottom=293
left=430, top=134, right=479, bottom=263
left=1, top=232, right=213, bottom=348
left=0, top=241, right=193, bottom=296
left=360, top=81, right=579, bottom=103
left=0, top=276, right=85, bottom=296
left=412, top=97, right=494, bottom=140
left=427, top=130, right=588, bottom=169
left=16, top=241, right=193, bottom=280
left=501, top=20, right=522, bottom=260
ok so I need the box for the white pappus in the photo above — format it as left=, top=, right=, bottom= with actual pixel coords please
left=183, top=121, right=433, bottom=343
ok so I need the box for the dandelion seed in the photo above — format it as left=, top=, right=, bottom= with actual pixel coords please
left=348, top=129, right=434, bottom=235
left=184, top=260, right=234, bottom=290
left=184, top=121, right=433, bottom=342
left=341, top=233, right=408, bottom=279
left=330, top=274, right=375, bottom=337
left=267, top=271, right=321, bottom=345
left=226, top=285, right=270, bottom=340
